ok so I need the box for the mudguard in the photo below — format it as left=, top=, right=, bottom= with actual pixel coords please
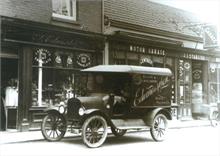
left=143, top=108, right=172, bottom=127
left=83, top=109, right=112, bottom=126
left=84, top=109, right=99, bottom=115
left=44, top=107, right=61, bottom=115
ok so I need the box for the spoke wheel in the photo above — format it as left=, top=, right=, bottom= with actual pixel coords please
left=82, top=115, right=108, bottom=148
left=210, top=111, right=219, bottom=127
left=41, top=113, right=67, bottom=141
left=150, top=114, right=168, bottom=142
left=111, top=127, right=127, bottom=137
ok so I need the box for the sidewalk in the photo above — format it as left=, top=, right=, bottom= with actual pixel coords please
left=168, top=118, right=211, bottom=129
left=0, top=119, right=212, bottom=144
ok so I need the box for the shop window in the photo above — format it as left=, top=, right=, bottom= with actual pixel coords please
left=32, top=68, right=75, bottom=106
left=127, top=52, right=139, bottom=65
left=113, top=51, right=126, bottom=65
left=32, top=48, right=93, bottom=107
left=114, top=59, right=126, bottom=65
left=209, top=63, right=220, bottom=103
left=52, top=0, right=77, bottom=21
left=152, top=56, right=164, bottom=67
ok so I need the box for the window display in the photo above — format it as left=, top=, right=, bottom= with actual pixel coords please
left=32, top=48, right=93, bottom=107
left=209, top=62, right=220, bottom=103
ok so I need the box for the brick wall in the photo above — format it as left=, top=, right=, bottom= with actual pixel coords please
left=78, top=0, right=102, bottom=33
left=0, top=0, right=102, bottom=33
left=0, top=0, right=51, bottom=23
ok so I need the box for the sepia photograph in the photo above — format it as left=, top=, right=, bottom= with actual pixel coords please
left=0, top=0, right=220, bottom=156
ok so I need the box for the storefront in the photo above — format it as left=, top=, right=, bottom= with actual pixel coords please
left=107, top=33, right=220, bottom=119
left=0, top=48, right=19, bottom=130
left=208, top=61, right=220, bottom=103
left=0, top=17, right=104, bottom=131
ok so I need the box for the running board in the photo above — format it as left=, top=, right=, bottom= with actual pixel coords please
left=111, top=119, right=149, bottom=129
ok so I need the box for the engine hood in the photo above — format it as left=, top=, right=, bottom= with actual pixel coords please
left=77, top=93, right=108, bottom=109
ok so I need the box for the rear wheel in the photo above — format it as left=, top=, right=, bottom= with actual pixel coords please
left=210, top=111, right=219, bottom=127
left=111, top=127, right=127, bottom=137
left=82, top=115, right=108, bottom=148
left=41, top=113, right=67, bottom=141
left=150, top=114, right=168, bottom=142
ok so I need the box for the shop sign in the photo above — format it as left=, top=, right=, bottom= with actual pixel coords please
left=129, top=45, right=146, bottom=53
left=210, top=63, right=220, bottom=69
left=77, top=53, right=91, bottom=68
left=55, top=55, right=62, bottom=64
left=192, top=62, right=203, bottom=82
left=210, top=63, right=220, bottom=72
left=203, top=25, right=219, bottom=49
left=67, top=56, right=73, bottom=65
left=34, top=48, right=51, bottom=64
left=129, top=45, right=166, bottom=56
left=32, top=32, right=93, bottom=50
left=182, top=52, right=207, bottom=60
left=140, top=57, right=153, bottom=66
left=184, top=62, right=191, bottom=70
left=178, top=60, right=184, bottom=78
left=193, top=69, right=202, bottom=80
left=147, top=48, right=165, bottom=56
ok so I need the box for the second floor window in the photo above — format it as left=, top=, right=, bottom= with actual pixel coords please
left=52, top=0, right=76, bottom=21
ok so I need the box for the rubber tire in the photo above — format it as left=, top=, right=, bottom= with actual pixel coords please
left=210, top=111, right=219, bottom=127
left=41, top=113, right=67, bottom=141
left=150, top=114, right=168, bottom=142
left=111, top=127, right=127, bottom=137
left=82, top=115, right=108, bottom=148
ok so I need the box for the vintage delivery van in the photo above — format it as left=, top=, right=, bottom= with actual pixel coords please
left=41, top=65, right=173, bottom=148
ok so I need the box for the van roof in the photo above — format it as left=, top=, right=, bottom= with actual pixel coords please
left=81, top=65, right=172, bottom=76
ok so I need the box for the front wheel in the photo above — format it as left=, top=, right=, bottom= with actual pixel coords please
left=111, top=127, right=127, bottom=137
left=82, top=115, right=108, bottom=148
left=150, top=114, right=168, bottom=142
left=41, top=113, right=67, bottom=141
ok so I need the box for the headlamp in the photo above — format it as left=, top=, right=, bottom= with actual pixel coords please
left=78, top=107, right=85, bottom=116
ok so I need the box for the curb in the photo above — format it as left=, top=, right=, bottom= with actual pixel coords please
left=0, top=120, right=213, bottom=144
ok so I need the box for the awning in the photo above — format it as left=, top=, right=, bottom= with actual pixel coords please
left=81, top=65, right=172, bottom=76
left=111, top=31, right=184, bottom=46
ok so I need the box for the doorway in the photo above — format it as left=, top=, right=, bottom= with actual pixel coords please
left=178, top=59, right=192, bottom=119
left=1, top=58, right=19, bottom=131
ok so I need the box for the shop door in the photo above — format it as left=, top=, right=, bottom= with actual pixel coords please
left=191, top=61, right=208, bottom=119
left=1, top=58, right=19, bottom=131
left=178, top=59, right=192, bottom=118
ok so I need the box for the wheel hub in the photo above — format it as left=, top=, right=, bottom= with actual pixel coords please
left=51, top=124, right=57, bottom=130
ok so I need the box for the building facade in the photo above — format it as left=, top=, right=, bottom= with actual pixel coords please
left=0, top=0, right=104, bottom=131
left=1, top=0, right=220, bottom=132
left=103, top=0, right=220, bottom=119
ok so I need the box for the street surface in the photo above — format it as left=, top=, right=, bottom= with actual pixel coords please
left=0, top=126, right=219, bottom=156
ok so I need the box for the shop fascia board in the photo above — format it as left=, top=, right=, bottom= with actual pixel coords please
left=1, top=16, right=104, bottom=40
left=108, top=19, right=203, bottom=43
left=109, top=30, right=183, bottom=46
left=105, top=26, right=203, bottom=50
left=1, top=16, right=105, bottom=51
left=106, top=32, right=220, bottom=58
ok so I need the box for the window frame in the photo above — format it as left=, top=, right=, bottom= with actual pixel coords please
left=52, top=0, right=77, bottom=22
